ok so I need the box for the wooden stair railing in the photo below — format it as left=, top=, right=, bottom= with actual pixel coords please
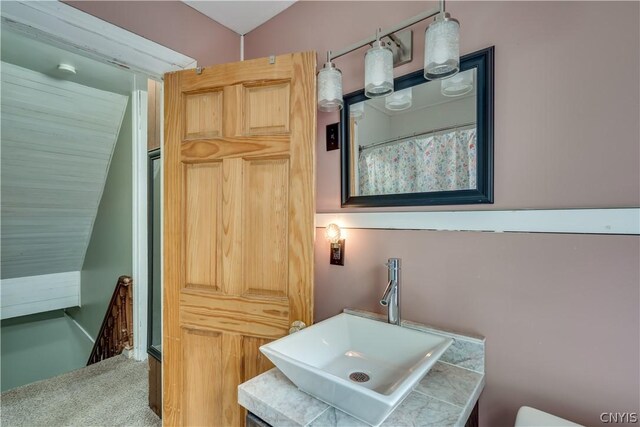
left=87, top=275, right=133, bottom=365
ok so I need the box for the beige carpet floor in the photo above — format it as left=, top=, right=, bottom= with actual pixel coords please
left=1, top=355, right=161, bottom=427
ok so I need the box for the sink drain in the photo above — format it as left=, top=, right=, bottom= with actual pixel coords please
left=349, top=372, right=370, bottom=383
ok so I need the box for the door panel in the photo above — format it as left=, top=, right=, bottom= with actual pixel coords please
left=244, top=82, right=290, bottom=135
left=184, top=91, right=223, bottom=139
left=181, top=328, right=222, bottom=426
left=164, top=52, right=316, bottom=426
left=242, top=158, right=289, bottom=297
left=243, top=336, right=276, bottom=382
left=184, top=163, right=222, bottom=290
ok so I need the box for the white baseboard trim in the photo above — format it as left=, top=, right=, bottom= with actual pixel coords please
left=315, top=208, right=639, bottom=235
left=63, top=310, right=95, bottom=344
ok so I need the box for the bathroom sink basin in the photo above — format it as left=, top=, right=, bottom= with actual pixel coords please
left=260, top=313, right=453, bottom=426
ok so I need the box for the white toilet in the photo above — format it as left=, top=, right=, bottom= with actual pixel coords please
left=515, top=406, right=582, bottom=427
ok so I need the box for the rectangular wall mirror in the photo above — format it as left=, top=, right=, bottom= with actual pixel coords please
left=341, top=46, right=494, bottom=207
left=147, top=148, right=161, bottom=361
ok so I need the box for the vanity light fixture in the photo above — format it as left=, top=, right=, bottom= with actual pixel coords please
left=441, top=70, right=473, bottom=97
left=317, top=53, right=343, bottom=112
left=325, top=223, right=345, bottom=266
left=318, top=0, right=461, bottom=110
left=385, top=87, right=413, bottom=111
left=364, top=30, right=394, bottom=98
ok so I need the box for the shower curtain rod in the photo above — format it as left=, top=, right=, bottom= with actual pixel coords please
left=359, top=122, right=476, bottom=152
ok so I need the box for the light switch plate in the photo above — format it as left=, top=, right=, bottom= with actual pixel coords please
left=326, top=122, right=339, bottom=151
left=329, top=240, right=345, bottom=266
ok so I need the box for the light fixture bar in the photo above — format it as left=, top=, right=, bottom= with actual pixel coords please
left=329, top=6, right=441, bottom=61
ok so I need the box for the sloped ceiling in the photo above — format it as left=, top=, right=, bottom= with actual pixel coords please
left=1, top=61, right=128, bottom=279
left=182, top=1, right=296, bottom=35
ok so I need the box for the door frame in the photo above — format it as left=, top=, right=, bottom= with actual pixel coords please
left=1, top=0, right=197, bottom=361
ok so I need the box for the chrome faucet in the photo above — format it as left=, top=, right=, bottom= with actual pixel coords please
left=380, top=258, right=401, bottom=325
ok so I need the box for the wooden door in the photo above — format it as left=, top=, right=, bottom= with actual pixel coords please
left=163, top=52, right=316, bottom=426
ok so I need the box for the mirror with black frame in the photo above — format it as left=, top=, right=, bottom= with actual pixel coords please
left=341, top=46, right=494, bottom=207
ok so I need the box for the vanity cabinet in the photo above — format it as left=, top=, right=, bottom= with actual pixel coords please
left=467, top=402, right=479, bottom=427
left=246, top=403, right=479, bottom=427
left=148, top=355, right=162, bottom=418
left=246, top=412, right=271, bottom=427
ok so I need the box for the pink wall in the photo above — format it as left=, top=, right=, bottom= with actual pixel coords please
left=247, top=1, right=640, bottom=212
left=246, top=2, right=640, bottom=426
left=315, top=229, right=639, bottom=426
left=70, top=2, right=639, bottom=425
left=66, top=1, right=240, bottom=66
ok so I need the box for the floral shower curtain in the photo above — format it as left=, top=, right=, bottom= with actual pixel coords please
left=358, top=128, right=477, bottom=196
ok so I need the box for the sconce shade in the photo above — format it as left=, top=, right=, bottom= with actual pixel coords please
left=385, top=87, right=413, bottom=111
left=350, top=102, right=365, bottom=120
left=364, top=41, right=394, bottom=98
left=318, top=62, right=343, bottom=112
left=325, top=223, right=342, bottom=244
left=424, top=13, right=460, bottom=80
left=441, top=70, right=473, bottom=97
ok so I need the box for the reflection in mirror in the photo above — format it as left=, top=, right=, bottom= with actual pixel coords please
left=351, top=68, right=476, bottom=197
left=341, top=47, right=493, bottom=207
left=148, top=149, right=161, bottom=359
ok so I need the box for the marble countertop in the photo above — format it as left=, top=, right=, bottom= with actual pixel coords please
left=238, top=309, right=485, bottom=427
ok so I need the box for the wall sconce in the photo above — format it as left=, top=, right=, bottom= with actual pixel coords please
left=317, top=0, right=461, bottom=111
left=325, top=223, right=345, bottom=266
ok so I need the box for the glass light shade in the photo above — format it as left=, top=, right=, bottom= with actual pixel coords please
left=364, top=41, right=394, bottom=98
left=350, top=102, right=365, bottom=120
left=424, top=14, right=460, bottom=80
left=317, top=62, right=343, bottom=112
left=441, top=70, right=473, bottom=97
left=325, top=223, right=342, bottom=243
left=385, top=88, right=413, bottom=111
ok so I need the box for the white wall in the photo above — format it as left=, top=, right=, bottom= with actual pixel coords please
left=389, top=95, right=476, bottom=137
left=356, top=103, right=391, bottom=147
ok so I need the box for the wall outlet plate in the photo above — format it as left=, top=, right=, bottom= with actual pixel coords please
left=326, top=122, right=340, bottom=151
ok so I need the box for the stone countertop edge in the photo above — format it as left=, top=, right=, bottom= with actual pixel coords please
left=238, top=310, right=486, bottom=427
left=238, top=364, right=485, bottom=427
left=455, top=374, right=486, bottom=427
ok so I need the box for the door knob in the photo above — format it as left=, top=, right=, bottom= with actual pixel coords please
left=289, top=320, right=306, bottom=334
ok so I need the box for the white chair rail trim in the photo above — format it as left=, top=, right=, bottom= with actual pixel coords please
left=316, top=208, right=639, bottom=235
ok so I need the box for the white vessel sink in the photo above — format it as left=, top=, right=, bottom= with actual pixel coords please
left=260, top=313, right=453, bottom=426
